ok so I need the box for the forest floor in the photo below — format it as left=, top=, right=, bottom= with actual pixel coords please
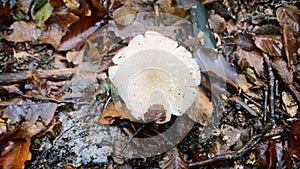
left=0, top=0, right=300, bottom=169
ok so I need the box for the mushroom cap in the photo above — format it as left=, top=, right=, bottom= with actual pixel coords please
left=109, top=31, right=200, bottom=123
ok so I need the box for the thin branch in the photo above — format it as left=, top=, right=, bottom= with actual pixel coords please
left=0, top=68, right=75, bottom=85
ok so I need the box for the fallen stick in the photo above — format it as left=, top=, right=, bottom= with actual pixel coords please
left=0, top=68, right=75, bottom=85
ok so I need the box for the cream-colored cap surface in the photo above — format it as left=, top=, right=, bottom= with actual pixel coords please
left=109, top=31, right=200, bottom=123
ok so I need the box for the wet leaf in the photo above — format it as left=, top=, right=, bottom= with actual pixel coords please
left=0, top=139, right=31, bottom=169
left=209, top=14, right=226, bottom=33
left=34, top=2, right=53, bottom=27
left=282, top=92, right=298, bottom=117
left=234, top=33, right=255, bottom=51
left=283, top=24, right=298, bottom=68
left=3, top=21, right=42, bottom=42
left=159, top=147, right=188, bottom=169
left=96, top=102, right=124, bottom=124
left=254, top=35, right=283, bottom=57
left=234, top=47, right=264, bottom=75
left=186, top=87, right=212, bottom=126
left=276, top=5, right=300, bottom=32
left=58, top=16, right=107, bottom=51
left=287, top=120, right=300, bottom=160
left=113, top=5, right=137, bottom=26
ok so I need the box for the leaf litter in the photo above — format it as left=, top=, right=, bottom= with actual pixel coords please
left=1, top=0, right=300, bottom=168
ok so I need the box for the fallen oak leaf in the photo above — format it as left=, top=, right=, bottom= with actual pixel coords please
left=0, top=139, right=31, bottom=169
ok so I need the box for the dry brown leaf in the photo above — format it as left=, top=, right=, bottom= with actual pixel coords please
left=50, top=9, right=79, bottom=30
left=234, top=47, right=264, bottom=75
left=156, top=0, right=172, bottom=13
left=144, top=104, right=167, bottom=123
left=276, top=5, right=300, bottom=32
left=0, top=139, right=31, bottom=169
left=38, top=25, right=65, bottom=50
left=254, top=35, right=283, bottom=57
left=283, top=24, right=298, bottom=68
left=58, top=16, right=107, bottom=51
left=186, top=87, right=213, bottom=126
left=234, top=33, right=255, bottom=51
left=96, top=102, right=124, bottom=124
left=156, top=0, right=187, bottom=17
left=282, top=92, right=298, bottom=117
left=272, top=58, right=300, bottom=103
left=159, top=147, right=188, bottom=169
left=3, top=21, right=42, bottom=42
left=272, top=58, right=293, bottom=85
left=112, top=5, right=137, bottom=26
left=209, top=14, right=226, bottom=33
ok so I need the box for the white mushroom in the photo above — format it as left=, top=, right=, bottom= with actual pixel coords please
left=109, top=31, right=200, bottom=123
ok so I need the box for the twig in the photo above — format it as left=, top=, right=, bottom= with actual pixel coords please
left=263, top=87, right=268, bottom=124
left=0, top=68, right=75, bottom=85
left=263, top=53, right=275, bottom=125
